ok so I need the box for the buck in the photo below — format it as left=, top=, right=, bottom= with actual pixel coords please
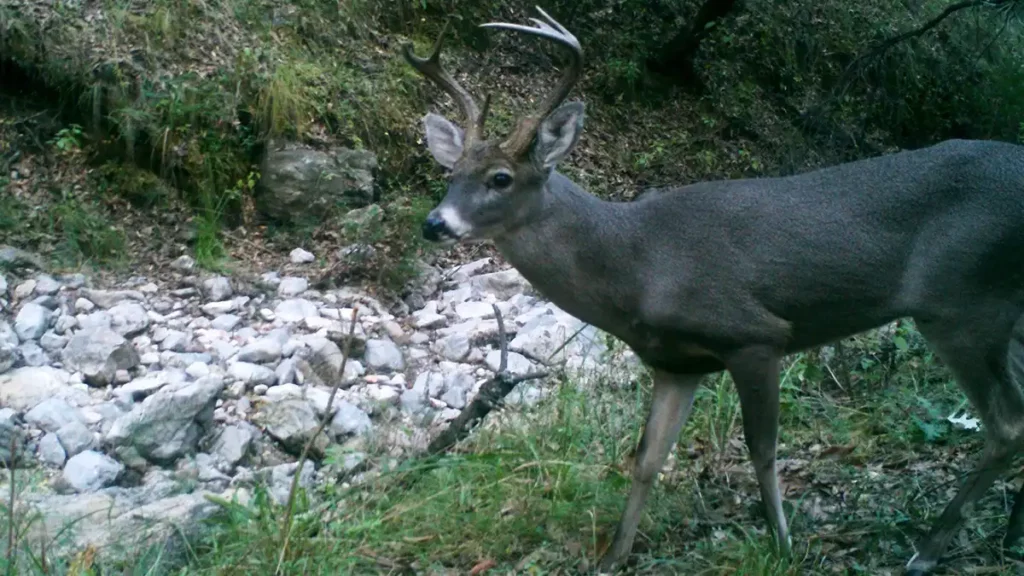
left=403, top=7, right=1024, bottom=574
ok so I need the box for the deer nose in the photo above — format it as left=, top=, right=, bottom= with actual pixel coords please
left=422, top=215, right=450, bottom=242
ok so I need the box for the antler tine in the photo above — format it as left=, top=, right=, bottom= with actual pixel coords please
left=402, top=21, right=486, bottom=146
left=481, top=6, right=583, bottom=157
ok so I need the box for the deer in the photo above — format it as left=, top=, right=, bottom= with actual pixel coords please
left=402, top=6, right=1024, bottom=574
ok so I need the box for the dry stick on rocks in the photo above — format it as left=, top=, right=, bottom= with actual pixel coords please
left=6, top=435, right=16, bottom=576
left=275, top=305, right=361, bottom=575
left=426, top=304, right=549, bottom=455
left=332, top=306, right=549, bottom=488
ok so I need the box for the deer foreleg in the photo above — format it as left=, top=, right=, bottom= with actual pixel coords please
left=598, top=370, right=701, bottom=573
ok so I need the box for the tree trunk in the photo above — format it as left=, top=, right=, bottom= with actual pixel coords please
left=648, top=0, right=742, bottom=86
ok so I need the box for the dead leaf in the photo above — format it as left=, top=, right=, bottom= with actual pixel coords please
left=469, top=558, right=497, bottom=575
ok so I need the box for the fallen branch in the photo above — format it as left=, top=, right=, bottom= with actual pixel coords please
left=426, top=304, right=549, bottom=455
left=329, top=305, right=549, bottom=490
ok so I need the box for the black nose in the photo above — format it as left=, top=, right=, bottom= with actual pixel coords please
left=422, top=216, right=449, bottom=242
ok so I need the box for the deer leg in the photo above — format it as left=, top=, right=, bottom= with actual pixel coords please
left=726, top=345, right=792, bottom=557
left=1003, top=484, right=1024, bottom=549
left=1002, top=329, right=1024, bottom=549
left=597, top=370, right=701, bottom=573
left=905, top=314, right=1024, bottom=575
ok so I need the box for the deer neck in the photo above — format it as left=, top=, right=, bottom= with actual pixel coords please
left=493, top=172, right=639, bottom=325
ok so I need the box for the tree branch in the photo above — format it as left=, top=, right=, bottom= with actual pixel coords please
left=805, top=0, right=1012, bottom=122
left=426, top=304, right=549, bottom=455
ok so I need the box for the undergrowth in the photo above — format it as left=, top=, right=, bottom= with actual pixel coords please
left=157, top=327, right=1006, bottom=575
left=2, top=0, right=1021, bottom=278
left=0, top=317, right=1012, bottom=574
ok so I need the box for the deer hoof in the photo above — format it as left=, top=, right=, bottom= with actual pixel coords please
left=595, top=554, right=622, bottom=575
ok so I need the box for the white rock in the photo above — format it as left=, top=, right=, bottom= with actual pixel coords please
left=228, top=362, right=277, bottom=388
left=364, top=339, right=405, bottom=372
left=54, top=314, right=78, bottom=335
left=289, top=248, right=316, bottom=264
left=171, top=255, right=196, bottom=271
left=34, top=274, right=61, bottom=295
left=56, top=419, right=96, bottom=456
left=186, top=362, right=211, bottom=379
left=38, top=433, right=66, bottom=467
left=469, top=269, right=531, bottom=299
left=212, top=424, right=254, bottom=467
left=210, top=314, right=242, bottom=331
left=39, top=331, right=68, bottom=352
left=437, top=332, right=471, bottom=361
left=63, top=450, right=123, bottom=492
left=25, top=398, right=83, bottom=432
left=159, top=330, right=189, bottom=352
left=455, top=301, right=495, bottom=321
left=275, top=299, right=319, bottom=323
left=275, top=358, right=297, bottom=386
left=237, top=338, right=282, bottom=364
left=277, top=277, right=309, bottom=297
left=14, top=280, right=36, bottom=299
left=15, top=302, right=51, bottom=340
left=364, top=385, right=399, bottom=404
left=330, top=401, right=371, bottom=437
left=203, top=276, right=233, bottom=301
left=108, top=303, right=150, bottom=337
left=62, top=327, right=140, bottom=387
left=75, top=297, right=96, bottom=312
left=106, top=376, right=226, bottom=462
left=414, top=312, right=447, bottom=329
left=0, top=366, right=74, bottom=411
left=201, top=300, right=236, bottom=316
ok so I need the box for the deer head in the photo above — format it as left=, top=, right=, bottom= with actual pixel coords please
left=403, top=6, right=584, bottom=243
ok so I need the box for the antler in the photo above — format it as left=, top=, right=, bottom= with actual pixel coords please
left=482, top=6, right=584, bottom=158
left=403, top=21, right=490, bottom=148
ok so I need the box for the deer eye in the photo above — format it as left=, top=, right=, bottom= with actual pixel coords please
left=491, top=172, right=513, bottom=189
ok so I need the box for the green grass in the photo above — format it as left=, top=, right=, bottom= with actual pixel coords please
left=1, top=327, right=1017, bottom=574
left=48, top=194, right=127, bottom=269
left=158, top=328, right=1011, bottom=575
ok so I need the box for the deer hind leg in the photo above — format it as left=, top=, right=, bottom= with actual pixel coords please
left=998, top=324, right=1024, bottom=548
left=598, top=370, right=701, bottom=574
left=726, top=345, right=792, bottom=557
left=905, top=312, right=1024, bottom=575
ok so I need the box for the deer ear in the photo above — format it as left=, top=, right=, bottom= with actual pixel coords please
left=423, top=113, right=465, bottom=169
left=533, top=102, right=584, bottom=170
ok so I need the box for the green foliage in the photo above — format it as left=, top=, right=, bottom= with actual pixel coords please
left=49, top=192, right=126, bottom=267
left=49, top=124, right=84, bottom=152
left=194, top=170, right=260, bottom=270
left=0, top=190, right=26, bottom=233
left=94, top=162, right=171, bottom=208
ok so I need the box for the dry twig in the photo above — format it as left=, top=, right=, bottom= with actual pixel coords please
left=426, top=304, right=549, bottom=455
left=275, top=306, right=361, bottom=575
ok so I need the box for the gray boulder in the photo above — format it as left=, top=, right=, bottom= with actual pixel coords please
left=256, top=141, right=377, bottom=223
left=108, top=302, right=150, bottom=337
left=24, top=398, right=82, bottom=433
left=0, top=366, right=73, bottom=411
left=211, top=424, right=255, bottom=468
left=14, top=302, right=51, bottom=340
left=63, top=450, right=123, bottom=492
left=364, top=339, right=405, bottom=372
left=62, top=327, right=140, bottom=387
left=257, top=398, right=326, bottom=455
left=106, top=376, right=225, bottom=464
